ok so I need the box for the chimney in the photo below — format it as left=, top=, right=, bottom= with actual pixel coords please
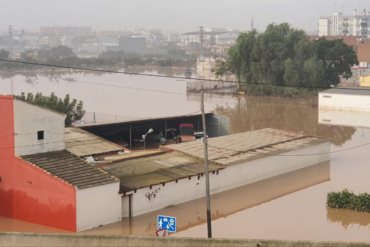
left=354, top=9, right=357, bottom=16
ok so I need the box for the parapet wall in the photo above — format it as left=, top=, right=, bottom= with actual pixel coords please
left=1, top=232, right=369, bottom=247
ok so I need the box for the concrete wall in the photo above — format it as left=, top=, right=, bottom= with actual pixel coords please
left=76, top=182, right=121, bottom=232
left=124, top=142, right=330, bottom=217
left=1, top=232, right=369, bottom=247
left=13, top=99, right=65, bottom=156
left=319, top=92, right=370, bottom=112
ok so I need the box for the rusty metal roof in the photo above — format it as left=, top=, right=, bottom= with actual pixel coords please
left=101, top=152, right=224, bottom=192
left=20, top=150, right=119, bottom=189
left=65, top=127, right=123, bottom=157
left=165, top=128, right=329, bottom=166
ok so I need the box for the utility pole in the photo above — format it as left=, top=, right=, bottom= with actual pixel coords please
left=201, top=91, right=212, bottom=238
left=251, top=17, right=254, bottom=31
left=199, top=26, right=204, bottom=56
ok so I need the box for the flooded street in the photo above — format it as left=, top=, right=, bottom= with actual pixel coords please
left=0, top=69, right=236, bottom=120
left=1, top=70, right=370, bottom=242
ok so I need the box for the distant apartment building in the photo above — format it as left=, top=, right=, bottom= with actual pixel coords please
left=181, top=30, right=239, bottom=46
left=39, top=26, right=62, bottom=37
left=95, top=30, right=131, bottom=38
left=319, top=9, right=370, bottom=38
left=61, top=26, right=93, bottom=37
left=39, top=26, right=93, bottom=38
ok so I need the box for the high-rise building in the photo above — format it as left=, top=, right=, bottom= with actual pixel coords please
left=319, top=9, right=370, bottom=38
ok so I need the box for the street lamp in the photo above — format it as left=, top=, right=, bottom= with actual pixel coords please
left=143, top=129, right=153, bottom=150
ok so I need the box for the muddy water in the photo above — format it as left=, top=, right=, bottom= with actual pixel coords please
left=1, top=71, right=370, bottom=242
left=0, top=69, right=236, bottom=119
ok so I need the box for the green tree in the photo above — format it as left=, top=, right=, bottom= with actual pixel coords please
left=215, top=23, right=359, bottom=94
left=48, top=46, right=76, bottom=60
left=15, top=92, right=85, bottom=126
left=314, top=38, right=359, bottom=86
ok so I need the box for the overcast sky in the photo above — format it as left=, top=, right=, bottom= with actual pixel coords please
left=1, top=0, right=370, bottom=33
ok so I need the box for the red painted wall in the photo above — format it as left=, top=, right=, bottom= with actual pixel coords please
left=0, top=96, right=77, bottom=232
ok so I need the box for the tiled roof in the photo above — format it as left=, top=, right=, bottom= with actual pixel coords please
left=20, top=150, right=119, bottom=189
left=165, top=128, right=328, bottom=166
left=65, top=127, right=123, bottom=157
left=101, top=152, right=224, bottom=192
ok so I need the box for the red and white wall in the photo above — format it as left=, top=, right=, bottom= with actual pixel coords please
left=0, top=96, right=121, bottom=232
left=0, top=96, right=76, bottom=231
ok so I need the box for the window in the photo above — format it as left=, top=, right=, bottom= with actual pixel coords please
left=37, top=131, right=44, bottom=140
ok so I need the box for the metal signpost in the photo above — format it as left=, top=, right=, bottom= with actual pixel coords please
left=157, top=215, right=177, bottom=237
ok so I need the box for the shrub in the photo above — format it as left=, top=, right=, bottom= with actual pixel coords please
left=327, top=190, right=370, bottom=213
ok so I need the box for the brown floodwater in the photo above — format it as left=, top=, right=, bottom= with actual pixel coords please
left=1, top=70, right=370, bottom=242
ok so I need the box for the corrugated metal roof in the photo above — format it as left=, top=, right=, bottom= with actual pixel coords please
left=320, top=87, right=370, bottom=96
left=101, top=152, right=224, bottom=192
left=20, top=150, right=119, bottom=189
left=165, top=128, right=328, bottom=166
left=65, top=127, right=123, bottom=157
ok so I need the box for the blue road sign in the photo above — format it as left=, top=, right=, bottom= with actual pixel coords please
left=157, top=215, right=177, bottom=233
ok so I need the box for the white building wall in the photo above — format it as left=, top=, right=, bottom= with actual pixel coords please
left=319, top=19, right=330, bottom=36
left=76, top=182, right=121, bottom=232
left=13, top=99, right=65, bottom=156
left=124, top=142, right=330, bottom=217
left=319, top=92, right=370, bottom=112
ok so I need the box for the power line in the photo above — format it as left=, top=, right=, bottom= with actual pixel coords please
left=0, top=58, right=350, bottom=90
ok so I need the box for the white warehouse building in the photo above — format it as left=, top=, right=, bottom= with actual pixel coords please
left=101, top=128, right=330, bottom=217
left=319, top=87, right=370, bottom=112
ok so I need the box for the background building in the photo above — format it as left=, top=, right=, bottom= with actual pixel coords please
left=319, top=9, right=370, bottom=38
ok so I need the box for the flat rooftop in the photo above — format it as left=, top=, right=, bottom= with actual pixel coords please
left=165, top=128, right=328, bottom=166
left=101, top=152, right=224, bottom=193
left=65, top=127, right=123, bottom=157
left=321, top=87, right=370, bottom=96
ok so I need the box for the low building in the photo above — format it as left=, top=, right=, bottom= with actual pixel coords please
left=167, top=33, right=181, bottom=43
left=0, top=96, right=122, bottom=232
left=319, top=87, right=370, bottom=112
left=102, top=128, right=330, bottom=217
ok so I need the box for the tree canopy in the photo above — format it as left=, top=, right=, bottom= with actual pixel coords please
left=215, top=23, right=359, bottom=89
left=16, top=92, right=85, bottom=126
left=47, top=46, right=76, bottom=60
